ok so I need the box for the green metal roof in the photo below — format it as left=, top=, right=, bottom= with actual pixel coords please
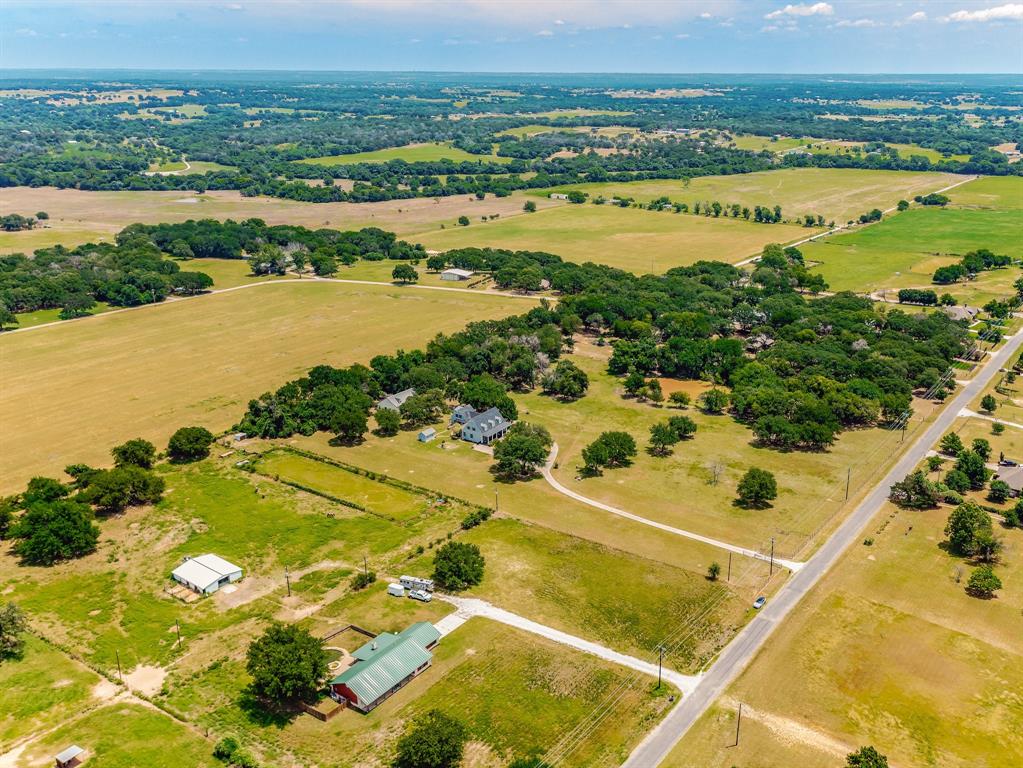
left=332, top=623, right=441, bottom=706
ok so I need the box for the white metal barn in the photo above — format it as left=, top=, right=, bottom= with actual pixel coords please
left=171, top=554, right=243, bottom=595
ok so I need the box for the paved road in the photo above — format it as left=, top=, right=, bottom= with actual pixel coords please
left=436, top=595, right=700, bottom=694
left=542, top=444, right=805, bottom=571
left=733, top=175, right=978, bottom=267
left=621, top=329, right=1023, bottom=767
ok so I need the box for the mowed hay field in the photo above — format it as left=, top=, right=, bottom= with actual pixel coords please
left=411, top=203, right=809, bottom=272
left=538, top=168, right=963, bottom=225
left=804, top=176, right=1023, bottom=295
left=0, top=187, right=560, bottom=254
left=0, top=281, right=532, bottom=491
left=297, top=141, right=510, bottom=165
left=664, top=501, right=1023, bottom=768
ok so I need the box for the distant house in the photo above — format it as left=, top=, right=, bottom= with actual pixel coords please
left=460, top=407, right=512, bottom=445
left=441, top=268, right=473, bottom=281
left=996, top=466, right=1023, bottom=497
left=450, top=404, right=478, bottom=425
left=549, top=193, right=569, bottom=200
left=942, top=305, right=980, bottom=323
left=329, top=622, right=441, bottom=712
left=377, top=388, right=416, bottom=411
left=55, top=746, right=85, bottom=768
left=418, top=427, right=436, bottom=443
left=171, top=554, right=243, bottom=595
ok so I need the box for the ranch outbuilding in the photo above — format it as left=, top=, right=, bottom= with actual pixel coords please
left=171, top=554, right=243, bottom=595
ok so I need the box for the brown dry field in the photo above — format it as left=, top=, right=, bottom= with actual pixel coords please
left=0, top=280, right=532, bottom=492
left=0, top=187, right=563, bottom=254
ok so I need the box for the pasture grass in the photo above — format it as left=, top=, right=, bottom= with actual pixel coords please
left=667, top=499, right=1023, bottom=767
left=805, top=205, right=1023, bottom=295
left=0, top=187, right=559, bottom=253
left=535, top=168, right=963, bottom=225
left=727, top=135, right=968, bottom=163
left=450, top=517, right=745, bottom=672
left=0, top=280, right=530, bottom=492
left=14, top=702, right=219, bottom=768
left=0, top=634, right=101, bottom=749
left=411, top=202, right=809, bottom=272
left=298, top=142, right=510, bottom=166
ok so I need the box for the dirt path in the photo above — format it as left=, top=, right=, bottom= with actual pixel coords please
left=541, top=443, right=805, bottom=571
left=719, top=697, right=853, bottom=759
left=436, top=594, right=700, bottom=694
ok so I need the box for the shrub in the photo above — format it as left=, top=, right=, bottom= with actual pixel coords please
left=460, top=508, right=492, bottom=530
left=351, top=571, right=377, bottom=591
left=393, top=709, right=468, bottom=768
left=966, top=565, right=1002, bottom=598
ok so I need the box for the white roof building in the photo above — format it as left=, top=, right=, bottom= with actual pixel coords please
left=171, top=554, right=243, bottom=595
left=440, top=268, right=474, bottom=281
left=55, top=745, right=84, bottom=767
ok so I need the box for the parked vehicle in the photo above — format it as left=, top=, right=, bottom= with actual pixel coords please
left=408, top=589, right=433, bottom=603
left=753, top=596, right=767, bottom=609
left=400, top=575, right=435, bottom=592
left=386, top=583, right=405, bottom=598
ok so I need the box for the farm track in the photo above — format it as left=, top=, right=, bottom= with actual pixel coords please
left=541, top=444, right=805, bottom=571
left=733, top=174, right=980, bottom=266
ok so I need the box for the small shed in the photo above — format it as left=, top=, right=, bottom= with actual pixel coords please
left=549, top=193, right=569, bottom=200
left=441, top=268, right=473, bottom=281
left=418, top=427, right=436, bottom=443
left=171, top=554, right=243, bottom=595
left=55, top=745, right=85, bottom=768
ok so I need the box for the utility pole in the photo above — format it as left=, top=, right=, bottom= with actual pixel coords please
left=175, top=619, right=182, bottom=647
left=845, top=466, right=851, bottom=501
left=734, top=702, right=743, bottom=746
left=769, top=538, right=775, bottom=576
left=727, top=552, right=732, bottom=583
left=656, top=645, right=665, bottom=690
left=363, top=554, right=368, bottom=576
left=495, top=491, right=499, bottom=514
left=285, top=565, right=291, bottom=597
left=115, top=650, right=123, bottom=683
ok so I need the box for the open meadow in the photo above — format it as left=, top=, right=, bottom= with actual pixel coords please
left=726, top=135, right=970, bottom=164
left=0, top=280, right=533, bottom=491
left=0, top=186, right=560, bottom=254
left=297, top=141, right=510, bottom=165
left=410, top=202, right=809, bottom=272
left=664, top=497, right=1023, bottom=768
left=804, top=176, right=1023, bottom=296
left=537, top=168, right=962, bottom=225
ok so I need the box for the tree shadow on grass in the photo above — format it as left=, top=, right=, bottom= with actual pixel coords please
left=237, top=687, right=301, bottom=729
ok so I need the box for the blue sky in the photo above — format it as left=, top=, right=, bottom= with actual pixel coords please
left=3, top=1, right=1022, bottom=73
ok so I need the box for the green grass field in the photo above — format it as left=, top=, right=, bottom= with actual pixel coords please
left=536, top=168, right=962, bottom=225
left=444, top=518, right=744, bottom=672
left=298, top=142, right=510, bottom=166
left=0, top=280, right=532, bottom=492
left=727, top=135, right=968, bottom=163
left=0, top=635, right=101, bottom=749
left=411, top=203, right=809, bottom=273
left=12, top=703, right=219, bottom=768
left=665, top=498, right=1023, bottom=768
left=805, top=202, right=1023, bottom=295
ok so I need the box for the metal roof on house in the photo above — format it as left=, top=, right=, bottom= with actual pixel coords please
left=332, top=622, right=440, bottom=706
left=997, top=466, right=1023, bottom=491
left=463, top=407, right=511, bottom=439
left=377, top=388, right=416, bottom=410
left=171, top=554, right=241, bottom=591
left=442, top=268, right=473, bottom=278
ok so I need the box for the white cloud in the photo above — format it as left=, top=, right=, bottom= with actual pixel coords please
left=700, top=12, right=712, bottom=19
left=765, top=2, right=834, bottom=20
left=554, top=19, right=565, bottom=25
left=16, top=27, right=39, bottom=36
left=225, top=3, right=243, bottom=10
left=536, top=28, right=553, bottom=36
left=835, top=18, right=880, bottom=27
left=907, top=11, right=927, bottom=22
left=943, top=4, right=1023, bottom=22
left=675, top=32, right=691, bottom=38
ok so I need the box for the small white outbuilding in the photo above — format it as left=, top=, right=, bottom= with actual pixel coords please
left=171, top=554, right=243, bottom=595
left=440, top=268, right=473, bottom=281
